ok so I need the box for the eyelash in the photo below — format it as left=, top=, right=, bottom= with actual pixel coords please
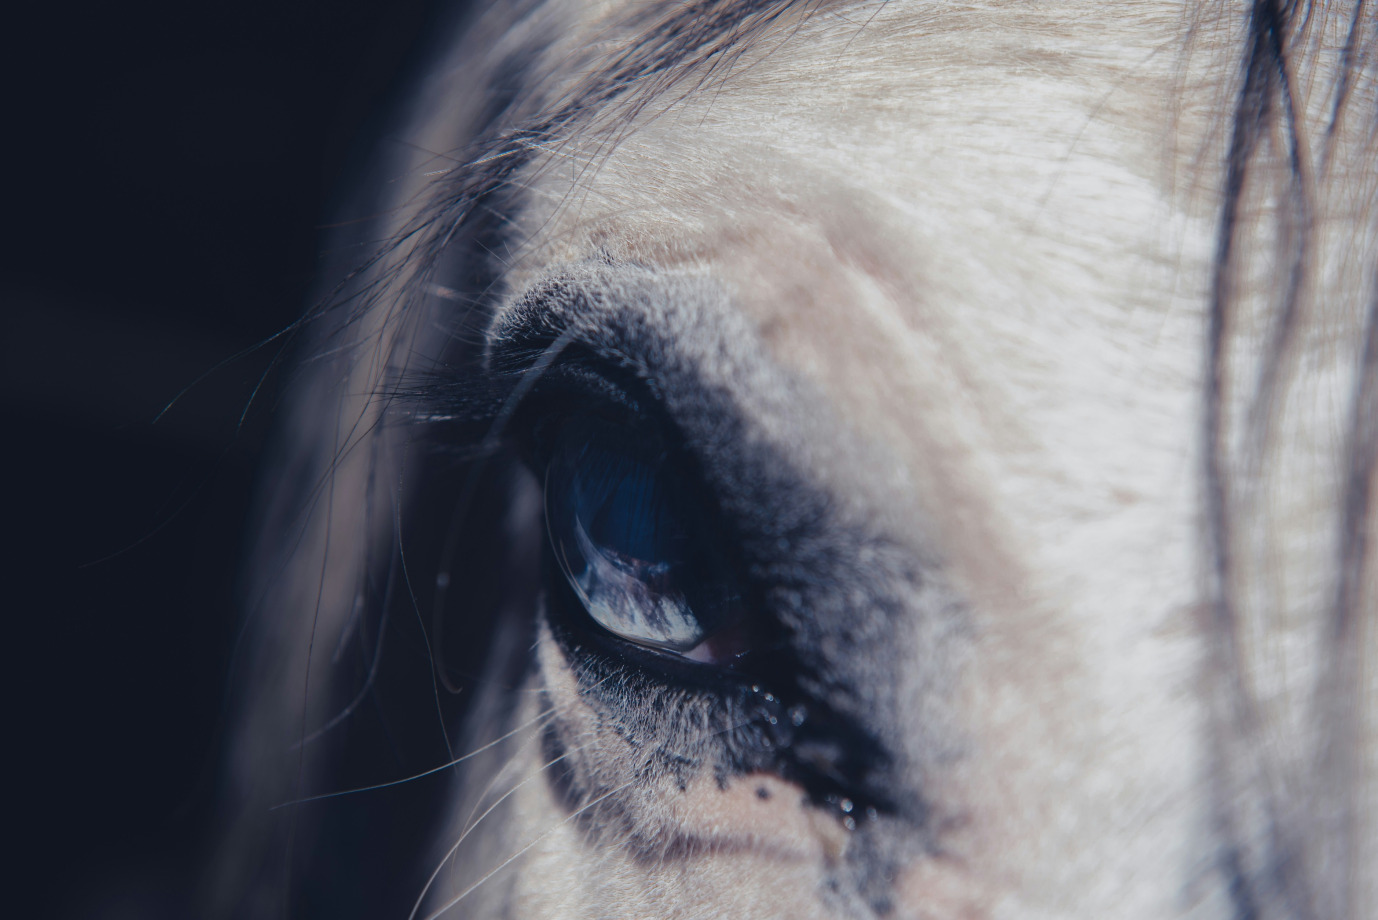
left=407, top=337, right=898, bottom=821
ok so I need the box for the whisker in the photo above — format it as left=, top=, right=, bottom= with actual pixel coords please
left=271, top=701, right=562, bottom=809
left=419, top=708, right=757, bottom=918
left=421, top=776, right=642, bottom=920
left=407, top=732, right=610, bottom=920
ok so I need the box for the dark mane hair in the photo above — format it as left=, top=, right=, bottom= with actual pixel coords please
left=1206, top=2, right=1376, bottom=918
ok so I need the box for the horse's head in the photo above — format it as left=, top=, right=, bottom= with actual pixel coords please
left=212, top=2, right=1378, bottom=918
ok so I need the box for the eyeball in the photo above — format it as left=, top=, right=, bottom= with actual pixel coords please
left=543, top=416, right=741, bottom=655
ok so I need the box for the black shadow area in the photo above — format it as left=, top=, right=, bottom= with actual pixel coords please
left=3, top=1, right=453, bottom=915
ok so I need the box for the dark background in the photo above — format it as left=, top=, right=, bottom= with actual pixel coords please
left=5, top=1, right=449, bottom=914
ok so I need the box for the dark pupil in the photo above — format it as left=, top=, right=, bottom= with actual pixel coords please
left=583, top=453, right=687, bottom=568
left=545, top=417, right=733, bottom=652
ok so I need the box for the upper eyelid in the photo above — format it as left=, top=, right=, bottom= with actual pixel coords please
left=479, top=270, right=846, bottom=545
left=483, top=285, right=827, bottom=539
left=487, top=313, right=651, bottom=398
left=483, top=295, right=683, bottom=438
left=489, top=345, right=653, bottom=435
left=391, top=306, right=643, bottom=438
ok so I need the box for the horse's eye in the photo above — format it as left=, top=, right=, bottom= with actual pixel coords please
left=544, top=415, right=745, bottom=660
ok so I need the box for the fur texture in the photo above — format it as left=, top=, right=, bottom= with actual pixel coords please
left=209, top=1, right=1378, bottom=918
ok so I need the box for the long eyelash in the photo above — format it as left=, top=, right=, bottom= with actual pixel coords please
left=388, top=330, right=652, bottom=468
left=386, top=365, right=521, bottom=433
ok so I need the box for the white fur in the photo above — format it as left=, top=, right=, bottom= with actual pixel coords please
left=226, top=1, right=1377, bottom=918
left=467, top=5, right=1235, bottom=917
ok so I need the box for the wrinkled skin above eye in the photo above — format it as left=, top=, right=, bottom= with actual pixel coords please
left=544, top=416, right=742, bottom=654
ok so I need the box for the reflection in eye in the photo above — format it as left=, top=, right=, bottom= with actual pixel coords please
left=544, top=416, right=742, bottom=656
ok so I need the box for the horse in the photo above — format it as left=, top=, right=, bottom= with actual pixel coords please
left=205, top=0, right=1378, bottom=917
